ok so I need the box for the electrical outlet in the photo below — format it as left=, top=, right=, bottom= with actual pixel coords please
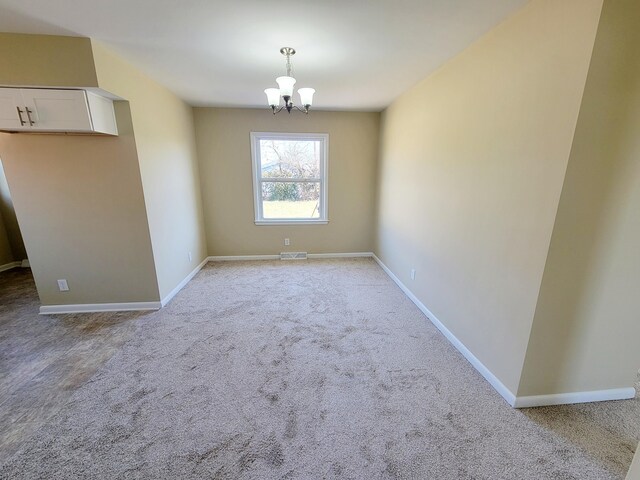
left=188, top=251, right=192, bottom=262
left=284, top=238, right=290, bottom=246
left=410, top=269, right=416, bottom=280
left=57, top=279, right=69, bottom=291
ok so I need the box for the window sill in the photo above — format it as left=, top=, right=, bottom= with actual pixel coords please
left=255, top=220, right=329, bottom=226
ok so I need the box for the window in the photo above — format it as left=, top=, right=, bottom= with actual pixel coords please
left=251, top=132, right=328, bottom=225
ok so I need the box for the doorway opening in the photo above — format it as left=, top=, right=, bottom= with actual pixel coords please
left=0, top=156, right=29, bottom=272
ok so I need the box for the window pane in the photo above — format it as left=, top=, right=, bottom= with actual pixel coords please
left=261, top=182, right=320, bottom=219
left=260, top=139, right=320, bottom=179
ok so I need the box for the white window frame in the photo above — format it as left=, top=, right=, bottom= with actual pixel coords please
left=250, top=132, right=329, bottom=225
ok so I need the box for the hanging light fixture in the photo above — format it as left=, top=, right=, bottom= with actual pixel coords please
left=264, top=47, right=315, bottom=114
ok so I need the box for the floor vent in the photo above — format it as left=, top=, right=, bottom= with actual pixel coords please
left=280, top=252, right=308, bottom=260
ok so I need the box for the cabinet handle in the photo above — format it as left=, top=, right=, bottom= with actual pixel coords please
left=25, top=108, right=35, bottom=126
left=16, top=107, right=26, bottom=126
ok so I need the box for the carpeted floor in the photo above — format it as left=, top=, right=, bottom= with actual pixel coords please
left=0, top=268, right=142, bottom=463
left=0, top=259, right=638, bottom=479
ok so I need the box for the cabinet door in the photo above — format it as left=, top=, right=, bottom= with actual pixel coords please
left=21, top=89, right=92, bottom=132
left=0, top=88, right=31, bottom=131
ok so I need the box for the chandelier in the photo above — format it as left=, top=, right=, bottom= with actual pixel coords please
left=264, top=47, right=315, bottom=114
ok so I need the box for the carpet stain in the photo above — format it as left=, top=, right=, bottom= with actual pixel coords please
left=128, top=387, right=156, bottom=403
left=284, top=410, right=297, bottom=439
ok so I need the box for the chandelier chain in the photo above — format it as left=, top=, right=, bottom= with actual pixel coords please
left=285, top=52, right=293, bottom=78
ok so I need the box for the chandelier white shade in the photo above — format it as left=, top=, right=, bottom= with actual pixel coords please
left=264, top=88, right=280, bottom=107
left=265, top=48, right=315, bottom=114
left=298, top=88, right=316, bottom=107
left=275, top=76, right=296, bottom=97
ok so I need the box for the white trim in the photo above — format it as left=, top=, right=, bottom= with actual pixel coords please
left=372, top=254, right=518, bottom=407
left=250, top=131, right=329, bottom=225
left=38, top=257, right=209, bottom=314
left=160, top=256, right=208, bottom=307
left=257, top=177, right=322, bottom=183
left=514, top=388, right=636, bottom=408
left=307, top=252, right=373, bottom=259
left=0, top=261, right=22, bottom=273
left=372, top=254, right=639, bottom=408
left=39, top=302, right=161, bottom=315
left=21, top=258, right=30, bottom=268
left=255, top=220, right=328, bottom=226
left=207, top=253, right=374, bottom=261
left=208, top=255, right=280, bottom=261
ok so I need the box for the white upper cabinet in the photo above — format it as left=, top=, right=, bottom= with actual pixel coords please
left=0, top=87, right=118, bottom=135
left=0, top=88, right=28, bottom=131
left=22, top=89, right=93, bottom=132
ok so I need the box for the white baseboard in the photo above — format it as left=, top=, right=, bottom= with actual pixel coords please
left=372, top=254, right=638, bottom=409
left=372, top=254, right=518, bottom=406
left=37, top=254, right=375, bottom=314
left=39, top=301, right=161, bottom=315
left=21, top=258, right=30, bottom=268
left=208, top=252, right=374, bottom=261
left=208, top=255, right=280, bottom=261
left=514, top=387, right=636, bottom=408
left=307, top=252, right=373, bottom=259
left=39, top=257, right=210, bottom=314
left=161, top=257, right=208, bottom=307
left=0, top=261, right=22, bottom=273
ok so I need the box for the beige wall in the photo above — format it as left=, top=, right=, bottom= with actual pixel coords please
left=193, top=108, right=379, bottom=256
left=0, top=34, right=97, bottom=88
left=374, top=0, right=603, bottom=393
left=0, top=158, right=27, bottom=260
left=518, top=0, right=640, bottom=396
left=0, top=33, right=206, bottom=306
left=0, top=103, right=160, bottom=304
left=0, top=207, right=13, bottom=266
left=92, top=41, right=208, bottom=300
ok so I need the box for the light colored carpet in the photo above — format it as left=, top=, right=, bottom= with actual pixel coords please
left=0, top=259, right=638, bottom=479
left=0, top=267, right=141, bottom=463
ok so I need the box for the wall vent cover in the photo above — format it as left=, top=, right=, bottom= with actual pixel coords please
left=280, top=252, right=308, bottom=260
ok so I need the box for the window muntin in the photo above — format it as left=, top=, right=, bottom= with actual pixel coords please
left=251, top=132, right=328, bottom=224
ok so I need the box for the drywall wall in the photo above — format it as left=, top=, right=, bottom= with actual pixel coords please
left=0, top=158, right=27, bottom=260
left=0, top=208, right=13, bottom=266
left=0, top=33, right=97, bottom=88
left=374, top=0, right=603, bottom=394
left=0, top=33, right=206, bottom=305
left=193, top=108, right=379, bottom=256
left=518, top=0, right=640, bottom=396
left=0, top=103, right=160, bottom=304
left=92, top=41, right=207, bottom=301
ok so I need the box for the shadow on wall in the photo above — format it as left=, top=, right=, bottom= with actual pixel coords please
left=0, top=155, right=27, bottom=264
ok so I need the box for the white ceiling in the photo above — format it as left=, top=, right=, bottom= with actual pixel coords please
left=0, top=0, right=529, bottom=111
